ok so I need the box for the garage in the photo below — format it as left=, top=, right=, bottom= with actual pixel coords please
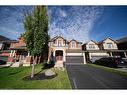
left=66, top=56, right=84, bottom=65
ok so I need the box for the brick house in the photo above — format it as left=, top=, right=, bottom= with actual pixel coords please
left=48, top=36, right=86, bottom=66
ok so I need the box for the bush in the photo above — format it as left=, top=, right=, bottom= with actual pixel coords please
left=42, top=61, right=55, bottom=69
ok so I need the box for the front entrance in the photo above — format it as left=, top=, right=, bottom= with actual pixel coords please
left=55, top=50, right=63, bottom=61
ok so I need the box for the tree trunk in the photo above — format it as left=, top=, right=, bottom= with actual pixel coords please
left=31, top=56, right=35, bottom=78
left=38, top=56, right=41, bottom=64
left=35, top=56, right=38, bottom=64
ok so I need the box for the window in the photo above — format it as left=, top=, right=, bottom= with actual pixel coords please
left=72, top=41, right=75, bottom=48
left=89, top=44, right=95, bottom=49
left=66, top=44, right=68, bottom=48
left=58, top=40, right=62, bottom=46
left=78, top=44, right=81, bottom=48
left=107, top=43, right=113, bottom=49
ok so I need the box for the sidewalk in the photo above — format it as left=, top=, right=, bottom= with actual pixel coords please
left=116, top=67, right=127, bottom=72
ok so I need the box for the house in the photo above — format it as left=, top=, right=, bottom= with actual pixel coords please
left=82, top=40, right=108, bottom=62
left=0, top=40, right=17, bottom=62
left=0, top=35, right=12, bottom=62
left=117, top=36, right=127, bottom=50
left=0, top=35, right=32, bottom=67
left=7, top=36, right=32, bottom=66
left=48, top=36, right=86, bottom=66
left=99, top=38, right=127, bottom=58
left=82, top=38, right=127, bottom=63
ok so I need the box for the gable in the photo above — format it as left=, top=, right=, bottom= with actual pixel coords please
left=50, top=36, right=66, bottom=42
left=104, top=38, right=116, bottom=44
left=87, top=40, right=98, bottom=45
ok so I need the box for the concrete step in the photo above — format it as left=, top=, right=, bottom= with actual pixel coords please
left=54, top=61, right=63, bottom=67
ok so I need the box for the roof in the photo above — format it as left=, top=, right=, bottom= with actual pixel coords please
left=83, top=40, right=98, bottom=45
left=0, top=40, right=18, bottom=43
left=10, top=46, right=27, bottom=50
left=107, top=49, right=127, bottom=52
left=68, top=39, right=82, bottom=44
left=0, top=50, right=12, bottom=53
left=50, top=36, right=67, bottom=42
left=0, top=35, right=10, bottom=41
left=99, top=37, right=118, bottom=44
left=117, top=36, right=127, bottom=43
left=66, top=49, right=84, bottom=53
left=84, top=50, right=107, bottom=53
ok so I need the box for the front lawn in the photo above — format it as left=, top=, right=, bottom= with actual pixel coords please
left=0, top=64, right=71, bottom=89
left=87, top=63, right=127, bottom=77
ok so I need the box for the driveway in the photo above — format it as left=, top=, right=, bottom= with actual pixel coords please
left=66, top=64, right=127, bottom=89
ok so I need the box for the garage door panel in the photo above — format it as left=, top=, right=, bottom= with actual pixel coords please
left=66, top=56, right=84, bottom=65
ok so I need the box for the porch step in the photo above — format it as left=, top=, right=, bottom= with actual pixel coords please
left=54, top=61, right=63, bottom=67
left=11, top=62, right=22, bottom=67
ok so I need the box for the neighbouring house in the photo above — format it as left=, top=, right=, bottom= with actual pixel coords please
left=82, top=38, right=127, bottom=63
left=99, top=38, right=127, bottom=58
left=0, top=35, right=32, bottom=67
left=7, top=36, right=32, bottom=66
left=82, top=40, right=108, bottom=62
left=0, top=35, right=12, bottom=62
left=117, top=36, right=127, bottom=50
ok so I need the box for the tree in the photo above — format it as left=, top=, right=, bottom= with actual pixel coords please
left=23, top=6, right=49, bottom=78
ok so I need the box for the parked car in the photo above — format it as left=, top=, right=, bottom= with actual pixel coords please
left=94, top=57, right=127, bottom=68
left=0, top=60, right=6, bottom=65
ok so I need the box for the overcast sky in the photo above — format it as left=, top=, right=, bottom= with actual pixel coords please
left=0, top=6, right=127, bottom=43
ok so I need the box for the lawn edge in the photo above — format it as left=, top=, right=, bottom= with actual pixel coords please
left=87, top=63, right=127, bottom=77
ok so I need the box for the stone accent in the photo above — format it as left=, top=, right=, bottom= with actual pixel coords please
left=44, top=69, right=56, bottom=77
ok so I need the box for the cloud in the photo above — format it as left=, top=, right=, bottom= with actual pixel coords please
left=0, top=6, right=103, bottom=42
left=0, top=6, right=33, bottom=40
left=48, top=6, right=104, bottom=42
left=59, top=9, right=67, bottom=17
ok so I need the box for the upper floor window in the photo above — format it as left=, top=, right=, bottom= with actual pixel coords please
left=78, top=44, right=81, bottom=48
left=58, top=40, right=62, bottom=46
left=72, top=41, right=76, bottom=48
left=107, top=43, right=113, bottom=49
left=89, top=44, right=95, bottom=49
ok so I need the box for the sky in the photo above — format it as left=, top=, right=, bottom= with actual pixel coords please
left=0, top=6, right=127, bottom=43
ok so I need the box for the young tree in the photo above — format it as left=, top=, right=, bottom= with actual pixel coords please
left=23, top=6, right=49, bottom=78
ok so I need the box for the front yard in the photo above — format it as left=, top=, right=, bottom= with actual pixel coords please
left=0, top=64, right=71, bottom=89
left=87, top=63, right=127, bottom=77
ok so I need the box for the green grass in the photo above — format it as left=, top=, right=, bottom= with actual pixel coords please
left=0, top=64, right=71, bottom=89
left=87, top=63, right=127, bottom=77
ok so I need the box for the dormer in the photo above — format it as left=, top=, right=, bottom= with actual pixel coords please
left=99, top=38, right=118, bottom=50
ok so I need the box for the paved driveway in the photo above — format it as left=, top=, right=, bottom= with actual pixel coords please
left=66, top=64, right=127, bottom=89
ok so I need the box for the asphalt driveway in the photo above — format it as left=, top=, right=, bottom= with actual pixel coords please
left=66, top=64, right=127, bottom=89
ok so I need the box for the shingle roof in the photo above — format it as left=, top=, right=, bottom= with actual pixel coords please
left=50, top=36, right=67, bottom=42
left=98, top=37, right=118, bottom=44
left=117, top=36, right=127, bottom=43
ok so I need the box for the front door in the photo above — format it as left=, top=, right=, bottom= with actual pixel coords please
left=55, top=50, right=63, bottom=61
